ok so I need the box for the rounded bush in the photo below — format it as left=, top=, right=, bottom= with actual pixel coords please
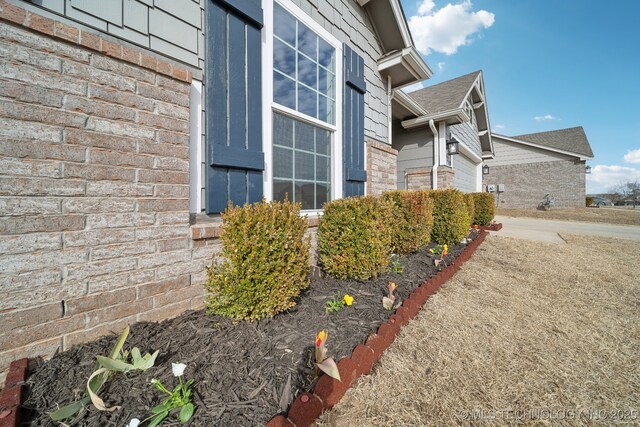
left=381, top=190, right=434, bottom=254
left=205, top=199, right=310, bottom=320
left=586, top=196, right=594, bottom=207
left=463, top=193, right=475, bottom=225
left=472, top=192, right=496, bottom=226
left=317, top=196, right=393, bottom=280
left=428, top=189, right=471, bottom=245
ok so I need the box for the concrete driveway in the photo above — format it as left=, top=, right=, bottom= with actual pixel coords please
left=494, top=215, right=640, bottom=243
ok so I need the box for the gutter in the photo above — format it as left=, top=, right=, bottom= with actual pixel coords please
left=429, top=119, right=438, bottom=190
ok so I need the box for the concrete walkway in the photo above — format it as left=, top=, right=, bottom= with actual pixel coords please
left=493, top=215, right=640, bottom=243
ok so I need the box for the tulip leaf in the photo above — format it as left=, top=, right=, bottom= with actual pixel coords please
left=131, top=347, right=142, bottom=363
left=317, top=358, right=341, bottom=381
left=382, top=296, right=394, bottom=310
left=179, top=403, right=195, bottom=423
left=109, top=325, right=129, bottom=359
left=96, top=355, right=132, bottom=372
left=87, top=368, right=120, bottom=412
left=49, top=396, right=90, bottom=421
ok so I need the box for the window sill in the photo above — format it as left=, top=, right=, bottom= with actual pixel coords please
left=189, top=211, right=319, bottom=241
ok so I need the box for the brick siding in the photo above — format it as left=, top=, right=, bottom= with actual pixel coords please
left=366, top=140, right=397, bottom=195
left=482, top=160, right=586, bottom=209
left=0, top=2, right=212, bottom=382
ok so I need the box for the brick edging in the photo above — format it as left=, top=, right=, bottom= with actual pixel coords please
left=0, top=359, right=28, bottom=427
left=267, top=231, right=489, bottom=427
left=0, top=0, right=191, bottom=83
left=476, top=223, right=503, bottom=231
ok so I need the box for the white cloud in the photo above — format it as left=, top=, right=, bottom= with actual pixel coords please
left=402, top=81, right=427, bottom=93
left=623, top=148, right=640, bottom=163
left=437, top=62, right=445, bottom=71
left=533, top=114, right=558, bottom=121
left=408, top=0, right=495, bottom=55
left=493, top=124, right=506, bottom=131
left=586, top=165, right=640, bottom=194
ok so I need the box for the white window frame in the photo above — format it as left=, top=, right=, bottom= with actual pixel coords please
left=262, top=0, right=343, bottom=212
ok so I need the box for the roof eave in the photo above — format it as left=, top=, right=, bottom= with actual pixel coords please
left=401, top=108, right=468, bottom=129
left=378, top=46, right=432, bottom=88
left=493, top=134, right=593, bottom=160
left=393, top=89, right=428, bottom=116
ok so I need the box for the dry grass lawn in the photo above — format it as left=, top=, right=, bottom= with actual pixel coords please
left=315, top=235, right=640, bottom=426
left=497, top=207, right=640, bottom=226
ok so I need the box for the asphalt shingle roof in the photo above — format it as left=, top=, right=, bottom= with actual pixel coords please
left=407, top=70, right=480, bottom=115
left=512, top=126, right=594, bottom=158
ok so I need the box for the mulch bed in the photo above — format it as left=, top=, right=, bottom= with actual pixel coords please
left=21, top=232, right=478, bottom=426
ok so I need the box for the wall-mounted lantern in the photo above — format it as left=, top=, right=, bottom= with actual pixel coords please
left=482, top=164, right=490, bottom=175
left=585, top=165, right=592, bottom=174
left=446, top=135, right=460, bottom=155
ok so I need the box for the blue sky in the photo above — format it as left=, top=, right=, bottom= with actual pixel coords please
left=400, top=0, right=640, bottom=193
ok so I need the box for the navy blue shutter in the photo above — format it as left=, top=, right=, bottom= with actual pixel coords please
left=343, top=45, right=366, bottom=198
left=205, top=0, right=263, bottom=214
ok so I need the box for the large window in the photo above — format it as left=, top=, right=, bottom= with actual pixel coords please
left=271, top=2, right=338, bottom=210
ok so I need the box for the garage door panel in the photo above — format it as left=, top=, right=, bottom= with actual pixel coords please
left=453, top=154, right=478, bottom=192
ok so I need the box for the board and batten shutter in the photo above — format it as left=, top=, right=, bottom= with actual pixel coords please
left=343, top=45, right=367, bottom=197
left=205, top=0, right=264, bottom=214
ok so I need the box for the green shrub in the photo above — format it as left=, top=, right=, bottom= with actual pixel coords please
left=317, top=196, right=393, bottom=280
left=463, top=193, right=475, bottom=224
left=586, top=196, right=594, bottom=207
left=428, top=189, right=471, bottom=245
left=205, top=199, right=310, bottom=320
left=472, top=192, right=496, bottom=226
left=381, top=190, right=434, bottom=254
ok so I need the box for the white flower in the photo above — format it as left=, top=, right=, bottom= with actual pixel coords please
left=126, top=418, right=140, bottom=427
left=172, top=362, right=187, bottom=377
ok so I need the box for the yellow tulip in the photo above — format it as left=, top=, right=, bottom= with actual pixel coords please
left=316, top=330, right=328, bottom=348
left=343, top=294, right=354, bottom=306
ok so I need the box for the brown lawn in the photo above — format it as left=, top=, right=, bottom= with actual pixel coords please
left=315, top=234, right=640, bottom=426
left=497, top=207, right=640, bottom=226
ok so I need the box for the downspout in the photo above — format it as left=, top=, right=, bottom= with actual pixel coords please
left=429, top=119, right=438, bottom=189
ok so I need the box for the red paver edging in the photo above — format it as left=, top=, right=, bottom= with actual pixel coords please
left=0, top=359, right=28, bottom=427
left=476, top=223, right=502, bottom=231
left=269, top=230, right=489, bottom=427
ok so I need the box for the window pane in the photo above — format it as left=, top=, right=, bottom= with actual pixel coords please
left=273, top=146, right=293, bottom=178
left=297, top=22, right=317, bottom=61
left=318, top=94, right=328, bottom=124
left=274, top=3, right=296, bottom=45
left=316, top=128, right=331, bottom=155
left=295, top=120, right=315, bottom=152
left=316, top=155, right=329, bottom=181
left=318, top=37, right=335, bottom=71
left=297, top=84, right=317, bottom=118
left=295, top=182, right=315, bottom=210
left=297, top=53, right=317, bottom=89
left=316, top=183, right=329, bottom=208
left=273, top=179, right=293, bottom=202
left=295, top=151, right=314, bottom=180
left=274, top=71, right=295, bottom=110
left=274, top=38, right=295, bottom=77
left=273, top=112, right=293, bottom=147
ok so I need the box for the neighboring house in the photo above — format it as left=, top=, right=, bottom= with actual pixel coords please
left=0, top=0, right=431, bottom=379
left=391, top=70, right=494, bottom=193
left=484, top=127, right=594, bottom=208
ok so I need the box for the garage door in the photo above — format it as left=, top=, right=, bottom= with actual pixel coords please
left=453, top=154, right=478, bottom=192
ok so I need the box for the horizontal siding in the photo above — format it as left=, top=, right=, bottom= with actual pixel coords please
left=453, top=153, right=477, bottom=193
left=487, top=137, right=574, bottom=167
left=449, top=118, right=481, bottom=158
left=22, top=0, right=205, bottom=67
left=392, top=123, right=433, bottom=189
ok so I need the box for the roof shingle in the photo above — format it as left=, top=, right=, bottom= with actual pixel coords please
left=512, top=126, right=594, bottom=158
left=406, top=70, right=480, bottom=115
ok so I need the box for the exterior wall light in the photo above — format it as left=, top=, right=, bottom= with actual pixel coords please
left=585, top=165, right=592, bottom=174
left=446, top=135, right=460, bottom=155
left=482, top=164, right=490, bottom=175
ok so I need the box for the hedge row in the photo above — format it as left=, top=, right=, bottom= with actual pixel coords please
left=205, top=190, right=495, bottom=320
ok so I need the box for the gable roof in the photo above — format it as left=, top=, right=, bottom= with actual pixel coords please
left=511, top=127, right=594, bottom=158
left=406, top=70, right=480, bottom=115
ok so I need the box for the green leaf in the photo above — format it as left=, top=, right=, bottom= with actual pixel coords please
left=317, top=358, right=341, bottom=381
left=96, top=355, right=133, bottom=372
left=151, top=401, right=173, bottom=414
left=136, top=350, right=159, bottom=370
left=148, top=411, right=169, bottom=427
left=49, top=396, right=90, bottom=421
left=109, top=325, right=130, bottom=359
left=179, top=403, right=194, bottom=423
left=131, top=347, right=142, bottom=362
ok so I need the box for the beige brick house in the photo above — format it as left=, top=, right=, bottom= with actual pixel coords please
left=483, top=127, right=594, bottom=208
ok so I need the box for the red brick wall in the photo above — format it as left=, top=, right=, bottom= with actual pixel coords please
left=0, top=1, right=217, bottom=382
